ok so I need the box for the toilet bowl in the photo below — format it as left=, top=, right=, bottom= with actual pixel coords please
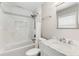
left=25, top=48, right=40, bottom=56
left=25, top=38, right=46, bottom=56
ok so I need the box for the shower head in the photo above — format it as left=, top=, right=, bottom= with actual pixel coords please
left=31, top=12, right=39, bottom=18
left=31, top=14, right=37, bottom=18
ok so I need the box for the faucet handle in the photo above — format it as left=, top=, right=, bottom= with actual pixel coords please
left=59, top=38, right=62, bottom=42
left=59, top=37, right=66, bottom=43
left=63, top=38, right=66, bottom=43
left=68, top=40, right=73, bottom=44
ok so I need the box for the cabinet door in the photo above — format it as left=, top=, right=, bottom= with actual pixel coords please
left=39, top=42, right=65, bottom=56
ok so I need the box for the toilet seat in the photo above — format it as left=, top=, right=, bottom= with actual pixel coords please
left=26, top=48, right=40, bottom=56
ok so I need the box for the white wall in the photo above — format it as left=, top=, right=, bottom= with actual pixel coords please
left=0, top=3, right=34, bottom=50
left=41, top=2, right=79, bottom=44
left=41, top=2, right=57, bottom=39
left=0, top=2, right=43, bottom=51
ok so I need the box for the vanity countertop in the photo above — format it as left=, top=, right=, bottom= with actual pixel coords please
left=41, top=39, right=79, bottom=56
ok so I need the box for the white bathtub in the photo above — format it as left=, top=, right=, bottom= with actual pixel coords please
left=0, top=41, right=35, bottom=56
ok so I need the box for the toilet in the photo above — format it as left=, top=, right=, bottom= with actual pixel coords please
left=25, top=48, right=40, bottom=56
left=25, top=38, right=46, bottom=56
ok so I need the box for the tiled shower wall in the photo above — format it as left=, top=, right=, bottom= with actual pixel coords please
left=0, top=3, right=34, bottom=49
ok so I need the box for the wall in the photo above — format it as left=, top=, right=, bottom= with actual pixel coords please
left=0, top=3, right=34, bottom=50
left=0, top=2, right=42, bottom=50
left=41, top=2, right=79, bottom=44
left=41, top=2, right=57, bottom=39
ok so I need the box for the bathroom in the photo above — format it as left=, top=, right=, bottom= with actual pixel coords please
left=0, top=1, right=79, bottom=57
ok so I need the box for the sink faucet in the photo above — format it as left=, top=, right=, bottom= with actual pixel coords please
left=59, top=37, right=66, bottom=43
left=68, top=40, right=73, bottom=44
left=59, top=37, right=73, bottom=45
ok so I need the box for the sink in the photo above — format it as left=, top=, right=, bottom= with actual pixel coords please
left=39, top=39, right=79, bottom=56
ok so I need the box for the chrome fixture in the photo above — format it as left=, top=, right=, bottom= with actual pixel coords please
left=59, top=37, right=66, bottom=43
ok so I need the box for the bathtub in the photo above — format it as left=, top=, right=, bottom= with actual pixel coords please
left=0, top=40, right=35, bottom=56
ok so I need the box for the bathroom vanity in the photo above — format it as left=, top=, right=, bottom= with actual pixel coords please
left=39, top=39, right=79, bottom=56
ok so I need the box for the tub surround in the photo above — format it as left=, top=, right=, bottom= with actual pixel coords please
left=0, top=41, right=34, bottom=56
